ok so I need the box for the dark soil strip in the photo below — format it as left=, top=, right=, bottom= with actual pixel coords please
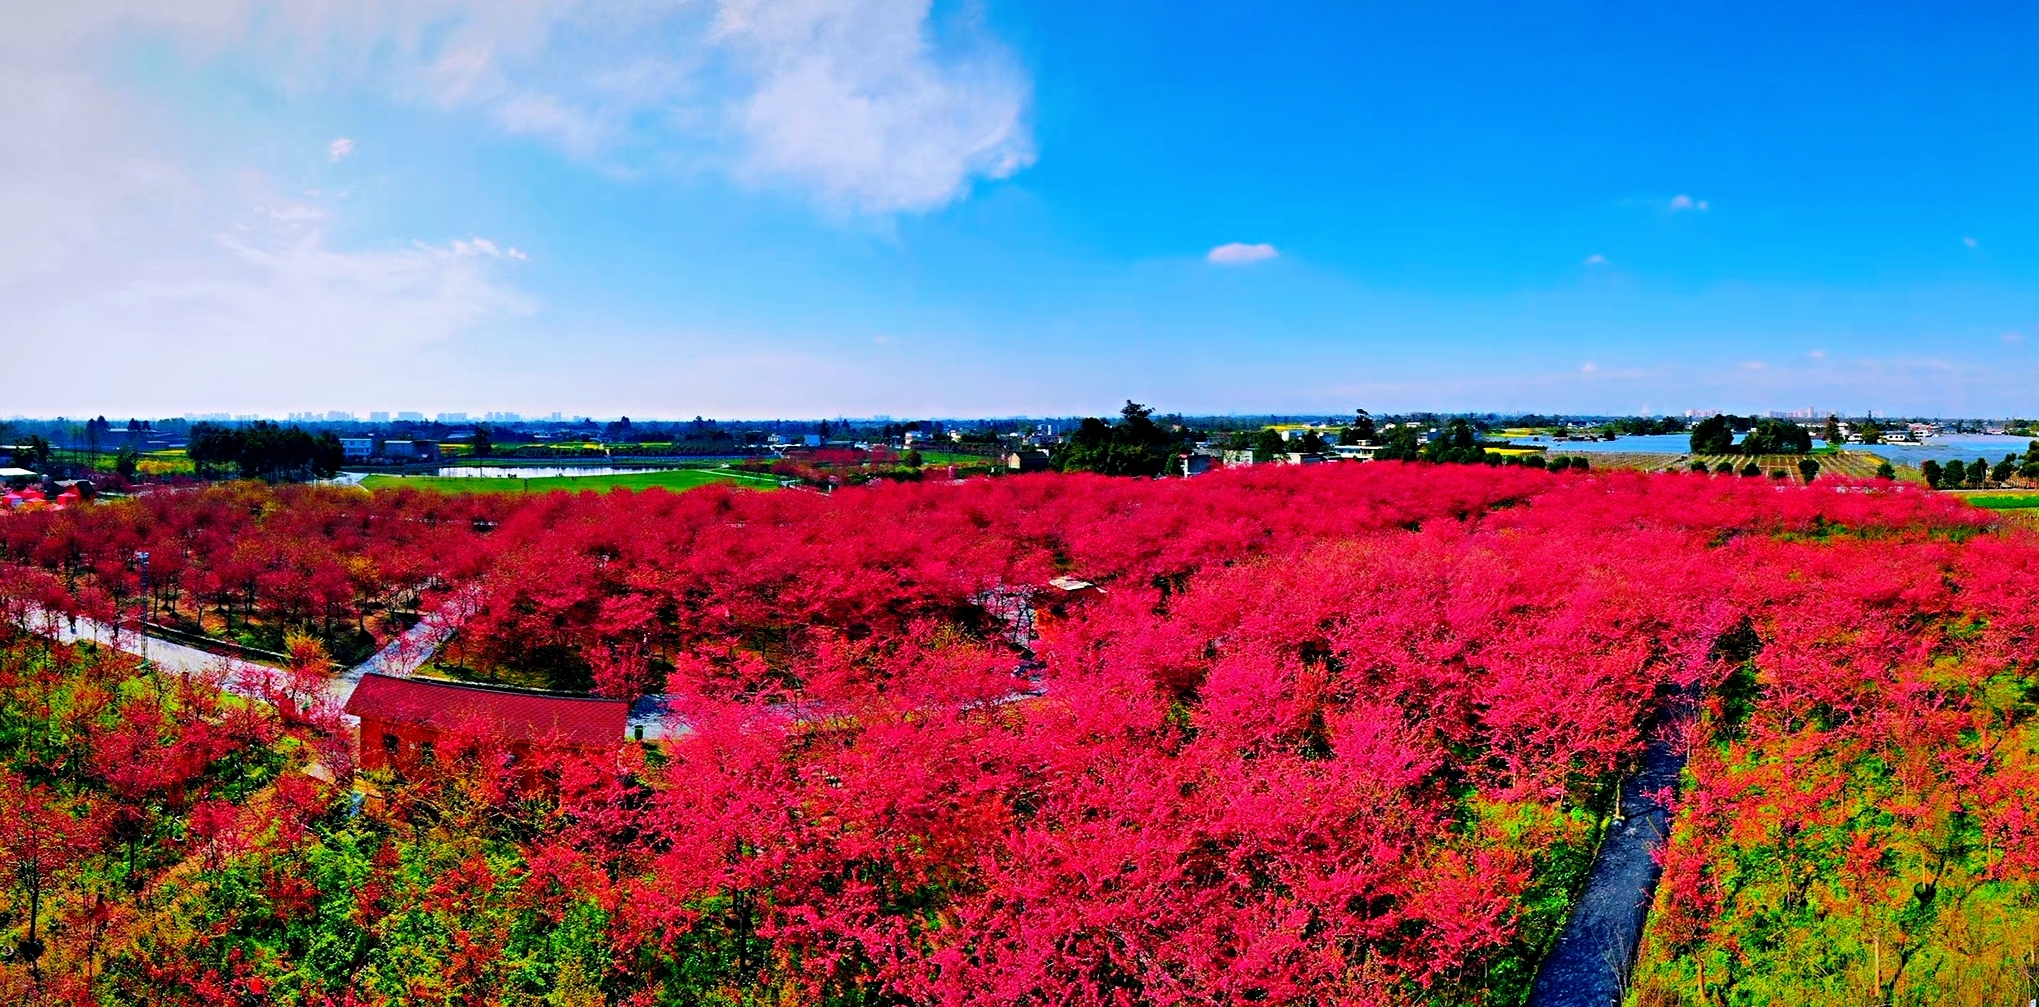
left=1526, top=729, right=1687, bottom=1006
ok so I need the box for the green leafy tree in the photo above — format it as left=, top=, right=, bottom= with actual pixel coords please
left=1054, top=401, right=1181, bottom=477
left=1740, top=418, right=1813, bottom=455
left=1690, top=415, right=1736, bottom=455
left=1374, top=424, right=1426, bottom=462
left=1422, top=419, right=1484, bottom=464
left=1740, top=462, right=1762, bottom=478
left=1821, top=415, right=1842, bottom=444
left=1340, top=410, right=1378, bottom=445
left=1798, top=457, right=1820, bottom=482
left=115, top=445, right=139, bottom=481
left=1254, top=428, right=1289, bottom=462
left=188, top=421, right=345, bottom=481
left=1715, top=461, right=1736, bottom=475
left=11, top=435, right=52, bottom=470
left=1921, top=459, right=1943, bottom=488
left=1875, top=461, right=1896, bottom=480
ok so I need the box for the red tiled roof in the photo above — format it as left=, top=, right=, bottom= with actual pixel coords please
left=344, top=673, right=627, bottom=748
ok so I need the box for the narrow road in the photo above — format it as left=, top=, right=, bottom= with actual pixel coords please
left=1526, top=728, right=1687, bottom=1005
left=38, top=594, right=473, bottom=708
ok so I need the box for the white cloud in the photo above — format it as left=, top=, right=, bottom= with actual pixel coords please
left=0, top=0, right=1017, bottom=411
left=2006, top=331, right=2027, bottom=344
left=1580, top=362, right=1597, bottom=373
left=1208, top=242, right=1279, bottom=265
left=1583, top=253, right=1608, bottom=266
left=1808, top=349, right=1827, bottom=359
left=1668, top=194, right=1709, bottom=212
left=0, top=20, right=529, bottom=413
left=1739, top=360, right=1767, bottom=371
left=716, top=0, right=1034, bottom=213
left=1963, top=236, right=1978, bottom=248
left=5, top=1, right=1032, bottom=216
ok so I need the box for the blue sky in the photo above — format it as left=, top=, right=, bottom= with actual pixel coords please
left=3, top=1, right=2035, bottom=418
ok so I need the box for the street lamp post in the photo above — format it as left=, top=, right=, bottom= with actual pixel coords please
left=135, top=551, right=150, bottom=667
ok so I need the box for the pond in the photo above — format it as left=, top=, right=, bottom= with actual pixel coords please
left=1505, top=434, right=1692, bottom=453
left=1851, top=434, right=2037, bottom=466
left=1503, top=432, right=2036, bottom=466
left=427, top=466, right=685, bottom=479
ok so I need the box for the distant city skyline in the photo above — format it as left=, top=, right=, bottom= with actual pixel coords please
left=2, top=3, right=2034, bottom=417
left=6, top=406, right=2028, bottom=425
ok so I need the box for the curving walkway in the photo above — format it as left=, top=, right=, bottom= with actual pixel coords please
left=35, top=595, right=473, bottom=708
left=1526, top=727, right=1687, bottom=1006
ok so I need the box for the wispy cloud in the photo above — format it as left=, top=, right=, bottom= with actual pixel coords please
left=1963, top=236, right=1978, bottom=248
left=0, top=37, right=529, bottom=413
left=1668, top=194, right=1709, bottom=212
left=1208, top=242, right=1278, bottom=265
left=2006, top=331, right=2027, bottom=344
left=13, top=1, right=1033, bottom=217
left=716, top=0, right=1034, bottom=213
left=1583, top=253, right=1608, bottom=266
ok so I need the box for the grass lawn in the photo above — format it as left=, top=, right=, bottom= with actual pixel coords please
left=360, top=467, right=779, bottom=494
left=912, top=449, right=996, bottom=465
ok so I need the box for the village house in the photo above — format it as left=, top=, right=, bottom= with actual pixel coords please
left=379, top=440, right=444, bottom=462
left=1005, top=450, right=1052, bottom=473
left=344, top=673, right=628, bottom=779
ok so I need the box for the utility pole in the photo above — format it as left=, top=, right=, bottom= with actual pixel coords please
left=136, top=551, right=150, bottom=667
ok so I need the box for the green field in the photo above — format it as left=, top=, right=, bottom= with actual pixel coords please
left=360, top=467, right=780, bottom=494
left=1966, top=492, right=2039, bottom=510
left=910, top=449, right=997, bottom=465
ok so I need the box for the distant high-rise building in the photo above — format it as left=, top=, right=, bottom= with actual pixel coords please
left=234, top=414, right=260, bottom=422
left=485, top=411, right=522, bottom=422
left=368, top=411, right=390, bottom=423
left=437, top=412, right=469, bottom=424
left=326, top=410, right=354, bottom=422
left=396, top=411, right=426, bottom=422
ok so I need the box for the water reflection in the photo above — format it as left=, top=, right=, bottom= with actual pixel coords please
left=1504, top=432, right=2036, bottom=465
left=427, top=466, right=681, bottom=479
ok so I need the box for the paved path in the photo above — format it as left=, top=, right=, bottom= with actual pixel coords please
left=50, top=614, right=274, bottom=693
left=1526, top=727, right=1687, bottom=1006
left=38, top=595, right=473, bottom=708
